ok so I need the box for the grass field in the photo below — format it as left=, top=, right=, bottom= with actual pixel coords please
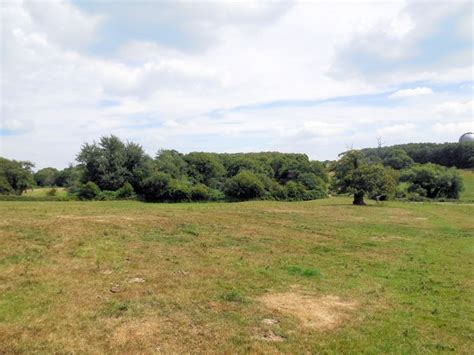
left=0, top=197, right=473, bottom=353
left=22, top=187, right=68, bottom=198
left=460, top=170, right=474, bottom=201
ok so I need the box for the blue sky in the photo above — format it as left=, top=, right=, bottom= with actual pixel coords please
left=1, top=0, right=473, bottom=168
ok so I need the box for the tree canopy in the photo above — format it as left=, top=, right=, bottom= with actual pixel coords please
left=331, top=150, right=397, bottom=205
left=73, top=136, right=329, bottom=202
left=1, top=136, right=467, bottom=203
left=0, top=157, right=35, bottom=195
left=399, top=163, right=463, bottom=199
left=361, top=142, right=474, bottom=169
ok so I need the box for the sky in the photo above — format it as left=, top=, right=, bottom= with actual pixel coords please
left=1, top=0, right=473, bottom=169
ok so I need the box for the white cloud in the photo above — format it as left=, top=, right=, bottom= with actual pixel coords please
left=435, top=100, right=473, bottom=116
left=1, top=0, right=472, bottom=168
left=389, top=87, right=433, bottom=99
left=376, top=123, right=416, bottom=137
left=0, top=118, right=32, bottom=131
left=432, top=121, right=473, bottom=135
left=330, top=0, right=473, bottom=85
left=22, top=0, right=102, bottom=50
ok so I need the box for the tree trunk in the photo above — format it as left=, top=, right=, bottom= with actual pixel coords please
left=353, top=192, right=366, bottom=205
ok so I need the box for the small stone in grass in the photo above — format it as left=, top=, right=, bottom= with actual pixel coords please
left=110, top=285, right=121, bottom=293
left=261, top=318, right=279, bottom=325
left=129, top=277, right=146, bottom=283
left=261, top=330, right=285, bottom=342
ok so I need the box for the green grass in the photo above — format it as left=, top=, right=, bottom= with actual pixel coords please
left=0, top=197, right=472, bottom=353
left=22, top=187, right=68, bottom=198
left=460, top=169, right=474, bottom=201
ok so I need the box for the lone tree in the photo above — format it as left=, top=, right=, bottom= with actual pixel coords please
left=331, top=150, right=396, bottom=205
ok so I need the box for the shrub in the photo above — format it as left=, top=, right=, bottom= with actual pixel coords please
left=400, top=163, right=463, bottom=199
left=284, top=181, right=306, bottom=200
left=166, top=179, right=190, bottom=201
left=98, top=190, right=117, bottom=201
left=34, top=167, right=59, bottom=187
left=116, top=182, right=135, bottom=199
left=183, top=152, right=225, bottom=188
left=190, top=183, right=209, bottom=201
left=224, top=171, right=265, bottom=199
left=0, top=157, right=34, bottom=195
left=298, top=172, right=326, bottom=190
left=269, top=181, right=287, bottom=200
left=208, top=188, right=225, bottom=201
left=382, top=149, right=414, bottom=170
left=141, top=172, right=171, bottom=201
left=0, top=176, right=13, bottom=195
left=77, top=181, right=101, bottom=200
left=302, top=186, right=327, bottom=200
left=46, top=188, right=57, bottom=196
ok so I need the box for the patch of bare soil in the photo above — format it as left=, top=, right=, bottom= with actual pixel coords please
left=258, top=330, right=285, bottom=342
left=112, top=320, right=161, bottom=347
left=258, top=292, right=357, bottom=331
left=261, top=318, right=279, bottom=325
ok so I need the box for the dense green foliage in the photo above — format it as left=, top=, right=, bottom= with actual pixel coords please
left=73, top=136, right=329, bottom=202
left=399, top=163, right=463, bottom=199
left=1, top=137, right=468, bottom=202
left=76, top=135, right=152, bottom=192
left=0, top=157, right=34, bottom=195
left=34, top=167, right=59, bottom=187
left=115, top=182, right=135, bottom=199
left=361, top=142, right=474, bottom=169
left=55, top=165, right=82, bottom=187
left=224, top=171, right=265, bottom=199
left=76, top=181, right=101, bottom=200
left=331, top=150, right=397, bottom=205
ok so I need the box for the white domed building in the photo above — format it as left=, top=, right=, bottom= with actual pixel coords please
left=459, top=132, right=474, bottom=143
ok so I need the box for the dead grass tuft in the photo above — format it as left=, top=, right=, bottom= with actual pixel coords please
left=111, top=319, right=161, bottom=347
left=258, top=291, right=357, bottom=331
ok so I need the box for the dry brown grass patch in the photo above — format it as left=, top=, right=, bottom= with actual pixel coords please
left=111, top=319, right=162, bottom=347
left=258, top=291, right=357, bottom=331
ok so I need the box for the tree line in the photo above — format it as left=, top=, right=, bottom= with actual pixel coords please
left=360, top=142, right=474, bottom=169
left=0, top=136, right=469, bottom=203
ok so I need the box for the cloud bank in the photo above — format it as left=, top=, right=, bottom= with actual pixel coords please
left=1, top=0, right=472, bottom=168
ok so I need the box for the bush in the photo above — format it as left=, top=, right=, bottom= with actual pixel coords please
left=298, top=172, right=325, bottom=190
left=190, top=183, right=209, bottom=201
left=76, top=181, right=101, bottom=200
left=302, top=186, right=327, bottom=200
left=0, top=157, right=34, bottom=195
left=166, top=179, right=190, bottom=201
left=141, top=172, right=171, bottom=201
left=116, top=182, right=135, bottom=199
left=400, top=163, right=463, bottom=199
left=46, top=188, right=57, bottom=196
left=98, top=190, right=117, bottom=201
left=270, top=181, right=287, bottom=200
left=34, top=167, right=59, bottom=187
left=284, top=181, right=306, bottom=200
left=383, top=149, right=414, bottom=170
left=208, top=188, right=225, bottom=201
left=224, top=171, right=265, bottom=199
left=0, top=176, right=13, bottom=195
